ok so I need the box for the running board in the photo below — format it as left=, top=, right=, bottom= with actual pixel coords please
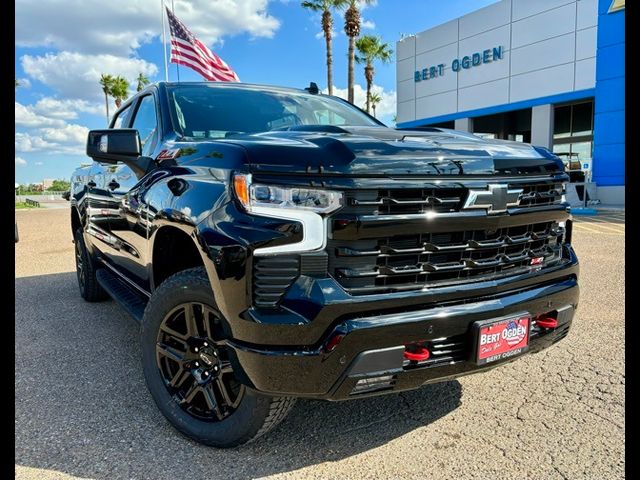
left=96, top=268, right=148, bottom=323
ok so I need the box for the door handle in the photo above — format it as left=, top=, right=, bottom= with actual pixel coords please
left=87, top=181, right=96, bottom=188
left=108, top=180, right=120, bottom=191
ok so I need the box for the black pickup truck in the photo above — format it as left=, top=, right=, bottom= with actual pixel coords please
left=70, top=81, right=579, bottom=447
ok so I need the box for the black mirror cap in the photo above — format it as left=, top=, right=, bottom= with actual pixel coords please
left=86, top=129, right=141, bottom=163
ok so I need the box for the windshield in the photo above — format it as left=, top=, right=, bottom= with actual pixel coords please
left=167, top=84, right=380, bottom=139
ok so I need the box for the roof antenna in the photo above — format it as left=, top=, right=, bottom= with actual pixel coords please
left=305, top=82, right=319, bottom=94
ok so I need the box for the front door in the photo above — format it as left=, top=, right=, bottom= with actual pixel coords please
left=107, top=93, right=161, bottom=291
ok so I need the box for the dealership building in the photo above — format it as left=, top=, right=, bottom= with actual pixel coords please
left=396, top=0, right=625, bottom=204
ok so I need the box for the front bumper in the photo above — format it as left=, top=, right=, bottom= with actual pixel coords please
left=226, top=272, right=579, bottom=400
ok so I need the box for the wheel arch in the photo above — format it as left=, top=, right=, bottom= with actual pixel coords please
left=151, top=224, right=206, bottom=289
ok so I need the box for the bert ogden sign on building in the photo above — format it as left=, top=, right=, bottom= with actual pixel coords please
left=414, top=46, right=503, bottom=82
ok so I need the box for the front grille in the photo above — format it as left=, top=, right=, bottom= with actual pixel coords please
left=328, top=221, right=565, bottom=295
left=517, top=181, right=564, bottom=207
left=342, top=180, right=563, bottom=216
left=347, top=188, right=464, bottom=215
left=328, top=177, right=568, bottom=295
left=252, top=256, right=299, bottom=308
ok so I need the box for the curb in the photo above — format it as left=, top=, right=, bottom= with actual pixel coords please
left=571, top=208, right=598, bottom=215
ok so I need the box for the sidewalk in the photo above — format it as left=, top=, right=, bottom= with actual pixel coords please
left=570, top=203, right=624, bottom=216
left=595, top=204, right=625, bottom=213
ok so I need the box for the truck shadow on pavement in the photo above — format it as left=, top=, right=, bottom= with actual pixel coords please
left=15, top=272, right=462, bottom=480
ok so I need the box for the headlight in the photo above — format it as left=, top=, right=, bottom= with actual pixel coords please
left=233, top=174, right=343, bottom=214
left=233, top=173, right=343, bottom=255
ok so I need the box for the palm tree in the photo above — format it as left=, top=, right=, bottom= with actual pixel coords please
left=369, top=92, right=381, bottom=118
left=301, top=0, right=348, bottom=95
left=99, top=74, right=115, bottom=124
left=344, top=0, right=374, bottom=103
left=136, top=73, right=150, bottom=92
left=355, top=35, right=392, bottom=113
left=111, top=76, right=130, bottom=109
left=15, top=79, right=20, bottom=88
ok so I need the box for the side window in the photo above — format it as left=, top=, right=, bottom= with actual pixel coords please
left=112, top=104, right=133, bottom=129
left=131, top=95, right=159, bottom=157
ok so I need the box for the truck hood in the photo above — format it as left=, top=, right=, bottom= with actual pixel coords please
left=221, top=125, right=564, bottom=176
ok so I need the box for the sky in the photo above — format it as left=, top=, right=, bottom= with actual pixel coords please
left=15, top=0, right=498, bottom=184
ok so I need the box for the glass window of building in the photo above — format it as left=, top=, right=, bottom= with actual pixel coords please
left=553, top=100, right=594, bottom=182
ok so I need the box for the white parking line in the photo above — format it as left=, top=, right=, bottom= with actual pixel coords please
left=589, top=218, right=625, bottom=228
left=573, top=225, right=624, bottom=236
left=572, top=216, right=625, bottom=235
left=573, top=223, right=607, bottom=234
left=574, top=217, right=625, bottom=232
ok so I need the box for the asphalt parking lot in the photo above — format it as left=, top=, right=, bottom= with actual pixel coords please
left=15, top=208, right=625, bottom=480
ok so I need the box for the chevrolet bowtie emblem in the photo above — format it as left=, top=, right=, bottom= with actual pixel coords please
left=462, top=184, right=523, bottom=214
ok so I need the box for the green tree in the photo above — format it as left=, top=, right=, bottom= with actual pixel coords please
left=136, top=73, right=150, bottom=92
left=344, top=0, right=374, bottom=103
left=111, top=76, right=130, bottom=109
left=15, top=79, right=20, bottom=88
left=99, top=74, right=115, bottom=124
left=369, top=92, right=381, bottom=118
left=301, top=0, right=348, bottom=95
left=355, top=35, right=392, bottom=113
left=49, top=180, right=71, bottom=192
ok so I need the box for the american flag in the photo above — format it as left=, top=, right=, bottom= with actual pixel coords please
left=166, top=7, right=240, bottom=82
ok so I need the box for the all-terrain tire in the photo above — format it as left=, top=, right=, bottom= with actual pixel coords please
left=74, top=228, right=109, bottom=302
left=140, top=267, right=296, bottom=447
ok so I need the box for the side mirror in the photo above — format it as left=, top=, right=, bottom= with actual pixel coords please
left=86, top=129, right=141, bottom=164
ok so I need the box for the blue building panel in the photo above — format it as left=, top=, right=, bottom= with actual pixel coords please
left=595, top=43, right=625, bottom=81
left=596, top=10, right=625, bottom=47
left=592, top=143, right=625, bottom=186
left=594, top=77, right=625, bottom=114
left=594, top=110, right=625, bottom=145
left=592, top=0, right=625, bottom=187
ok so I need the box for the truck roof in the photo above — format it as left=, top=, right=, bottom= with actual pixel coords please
left=156, top=81, right=312, bottom=95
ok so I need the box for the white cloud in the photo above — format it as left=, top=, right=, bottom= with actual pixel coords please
left=16, top=0, right=280, bottom=55
left=15, top=157, right=28, bottom=166
left=361, top=19, right=376, bottom=30
left=21, top=52, right=158, bottom=101
left=15, top=123, right=89, bottom=156
left=326, top=84, right=396, bottom=120
left=15, top=102, right=65, bottom=128
left=17, top=78, right=31, bottom=88
left=32, top=97, right=103, bottom=119
left=16, top=99, right=103, bottom=132
left=35, top=161, right=44, bottom=166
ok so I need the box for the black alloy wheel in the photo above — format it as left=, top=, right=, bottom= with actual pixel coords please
left=141, top=267, right=295, bottom=447
left=156, top=302, right=244, bottom=421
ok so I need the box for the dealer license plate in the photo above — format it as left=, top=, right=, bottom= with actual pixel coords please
left=474, top=314, right=530, bottom=365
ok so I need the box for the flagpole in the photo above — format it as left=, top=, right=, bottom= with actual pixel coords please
left=161, top=0, right=169, bottom=81
left=171, top=0, right=180, bottom=82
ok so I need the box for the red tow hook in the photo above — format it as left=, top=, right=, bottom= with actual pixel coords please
left=404, top=346, right=430, bottom=362
left=535, top=317, right=558, bottom=329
